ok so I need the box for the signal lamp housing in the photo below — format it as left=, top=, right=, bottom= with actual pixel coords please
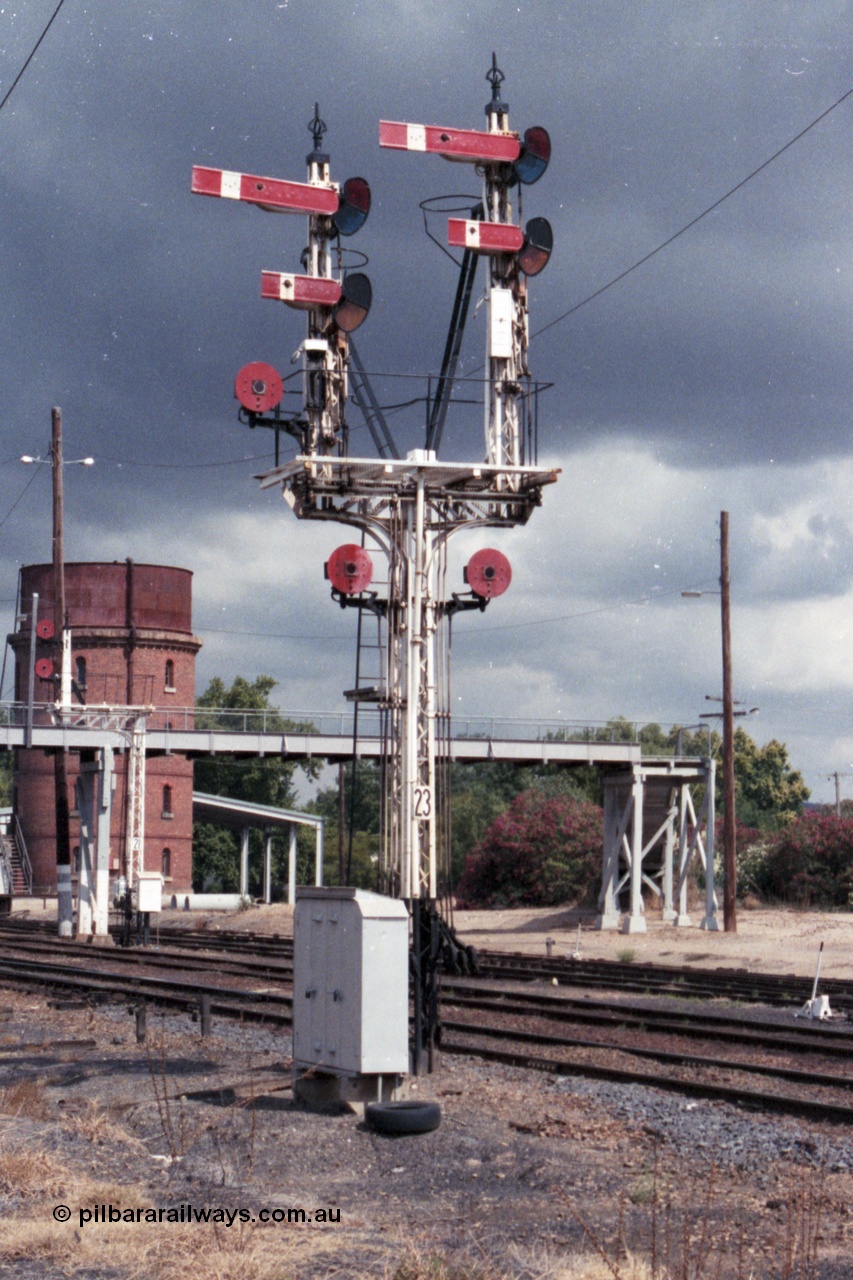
left=334, top=272, right=372, bottom=333
left=513, top=126, right=551, bottom=186
left=325, top=544, right=374, bottom=595
left=35, top=619, right=55, bottom=640
left=332, top=176, right=371, bottom=236
left=35, top=658, right=54, bottom=680
left=464, top=548, right=512, bottom=599
left=518, top=217, right=553, bottom=277
left=234, top=362, right=284, bottom=414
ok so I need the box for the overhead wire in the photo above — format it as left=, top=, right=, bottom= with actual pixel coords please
left=0, top=0, right=68, bottom=116
left=531, top=83, right=853, bottom=341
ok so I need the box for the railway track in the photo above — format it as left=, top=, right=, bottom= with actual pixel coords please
left=1, top=918, right=851, bottom=1125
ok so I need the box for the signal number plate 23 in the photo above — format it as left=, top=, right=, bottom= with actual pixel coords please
left=413, top=786, right=432, bottom=820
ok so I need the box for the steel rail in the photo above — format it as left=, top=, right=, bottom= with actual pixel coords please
left=2, top=951, right=852, bottom=1124
left=440, top=1038, right=853, bottom=1124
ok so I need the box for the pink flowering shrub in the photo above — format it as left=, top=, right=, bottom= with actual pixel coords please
left=455, top=788, right=603, bottom=908
left=761, top=813, right=853, bottom=908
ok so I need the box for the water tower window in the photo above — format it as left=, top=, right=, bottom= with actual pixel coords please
left=164, top=659, right=175, bottom=692
left=162, top=847, right=172, bottom=879
left=162, top=784, right=173, bottom=818
left=75, top=656, right=87, bottom=689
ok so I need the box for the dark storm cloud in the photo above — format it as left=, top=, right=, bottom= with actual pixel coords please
left=2, top=1, right=853, bottom=799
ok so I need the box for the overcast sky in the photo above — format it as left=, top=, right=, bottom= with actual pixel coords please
left=1, top=2, right=852, bottom=803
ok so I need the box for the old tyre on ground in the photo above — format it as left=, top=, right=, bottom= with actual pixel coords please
left=365, top=1100, right=441, bottom=1136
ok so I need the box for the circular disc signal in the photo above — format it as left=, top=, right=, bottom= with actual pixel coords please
left=234, top=362, right=284, bottom=414
left=465, top=549, right=512, bottom=599
left=326, top=544, right=374, bottom=595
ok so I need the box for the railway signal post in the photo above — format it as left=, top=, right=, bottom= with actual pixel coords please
left=194, top=64, right=559, bottom=1079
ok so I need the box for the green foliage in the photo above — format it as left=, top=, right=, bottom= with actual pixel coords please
left=309, top=761, right=382, bottom=889
left=0, top=752, right=12, bottom=808
left=455, top=787, right=603, bottom=908
left=733, top=727, right=810, bottom=829
left=192, top=675, right=321, bottom=894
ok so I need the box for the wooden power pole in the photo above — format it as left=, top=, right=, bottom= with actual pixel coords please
left=51, top=407, right=73, bottom=937
left=720, top=510, right=736, bottom=933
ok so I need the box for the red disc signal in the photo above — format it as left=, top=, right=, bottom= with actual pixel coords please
left=465, top=549, right=512, bottom=599
left=513, top=126, right=551, bottom=186
left=35, top=658, right=54, bottom=680
left=332, top=176, right=371, bottom=237
left=326, top=544, right=374, bottom=595
left=35, top=619, right=55, bottom=640
left=235, top=362, right=284, bottom=414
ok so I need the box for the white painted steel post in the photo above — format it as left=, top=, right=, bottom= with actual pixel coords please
left=623, top=766, right=647, bottom=933
left=314, top=822, right=323, bottom=886
left=675, top=783, right=692, bottom=926
left=74, top=773, right=93, bottom=936
left=263, top=829, right=272, bottom=903
left=239, top=826, right=249, bottom=898
left=288, top=823, right=297, bottom=904
left=701, top=757, right=720, bottom=930
left=94, top=746, right=113, bottom=935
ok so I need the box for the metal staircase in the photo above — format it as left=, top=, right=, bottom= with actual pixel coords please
left=1, top=817, right=32, bottom=895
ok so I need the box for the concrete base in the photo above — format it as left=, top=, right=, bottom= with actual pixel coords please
left=673, top=913, right=693, bottom=927
left=620, top=915, right=647, bottom=934
left=292, top=1070, right=402, bottom=1112
left=76, top=932, right=114, bottom=946
left=700, top=915, right=721, bottom=931
left=661, top=908, right=677, bottom=923
left=595, top=912, right=621, bottom=931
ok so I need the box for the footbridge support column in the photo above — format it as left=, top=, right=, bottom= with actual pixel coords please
left=596, top=757, right=718, bottom=933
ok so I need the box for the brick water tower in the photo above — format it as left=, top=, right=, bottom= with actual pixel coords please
left=9, top=560, right=201, bottom=894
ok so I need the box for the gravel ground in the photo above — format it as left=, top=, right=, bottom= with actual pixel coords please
left=3, top=903, right=853, bottom=1278
left=1, top=981, right=852, bottom=1279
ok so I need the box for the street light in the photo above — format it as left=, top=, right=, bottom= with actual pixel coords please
left=20, top=411, right=93, bottom=938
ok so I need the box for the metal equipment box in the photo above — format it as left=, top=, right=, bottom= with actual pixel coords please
left=293, top=886, right=409, bottom=1077
left=136, top=871, right=163, bottom=913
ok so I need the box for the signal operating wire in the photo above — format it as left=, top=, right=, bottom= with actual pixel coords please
left=0, top=0, right=68, bottom=116
left=0, top=456, right=47, bottom=531
left=532, top=83, right=853, bottom=341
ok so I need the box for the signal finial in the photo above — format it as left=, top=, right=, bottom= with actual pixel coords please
left=307, top=102, right=329, bottom=162
left=485, top=53, right=507, bottom=117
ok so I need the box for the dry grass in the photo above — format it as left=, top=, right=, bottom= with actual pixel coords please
left=0, top=1204, right=349, bottom=1280
left=0, top=1145, right=67, bottom=1198
left=0, top=1077, right=51, bottom=1118
left=62, top=1098, right=148, bottom=1151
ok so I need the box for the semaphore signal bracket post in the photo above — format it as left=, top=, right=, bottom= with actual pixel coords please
left=193, top=61, right=559, bottom=1074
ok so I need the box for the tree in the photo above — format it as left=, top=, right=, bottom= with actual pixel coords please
left=455, top=787, right=603, bottom=908
left=733, top=728, right=809, bottom=829
left=309, top=760, right=383, bottom=889
left=192, top=675, right=321, bottom=894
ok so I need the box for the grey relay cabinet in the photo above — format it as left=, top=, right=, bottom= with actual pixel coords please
left=292, top=887, right=409, bottom=1101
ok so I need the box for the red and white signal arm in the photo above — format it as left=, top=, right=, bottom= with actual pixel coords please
left=35, top=619, right=55, bottom=640
left=191, top=166, right=339, bottom=216
left=261, top=272, right=342, bottom=310
left=326, top=545, right=374, bottom=596
left=380, top=120, right=520, bottom=165
left=465, top=549, right=512, bottom=599
left=447, top=219, right=524, bottom=255
left=234, top=362, right=284, bottom=414
left=35, top=658, right=54, bottom=680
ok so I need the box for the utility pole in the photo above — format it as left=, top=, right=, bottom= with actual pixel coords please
left=51, top=407, right=73, bottom=937
left=720, top=510, right=736, bottom=934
